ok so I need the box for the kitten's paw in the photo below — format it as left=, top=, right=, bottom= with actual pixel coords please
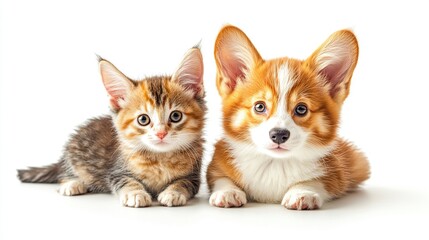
left=58, top=180, right=87, bottom=196
left=120, top=190, right=152, bottom=208
left=209, top=189, right=247, bottom=208
left=157, top=190, right=187, bottom=207
left=282, top=189, right=323, bottom=210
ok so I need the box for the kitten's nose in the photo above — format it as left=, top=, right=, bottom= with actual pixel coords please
left=156, top=131, right=168, bottom=140
left=269, top=128, right=290, bottom=144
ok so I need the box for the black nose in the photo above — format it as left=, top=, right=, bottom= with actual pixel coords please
left=269, top=128, right=290, bottom=144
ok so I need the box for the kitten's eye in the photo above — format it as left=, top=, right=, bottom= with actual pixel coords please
left=294, top=103, right=308, bottom=117
left=137, top=114, right=151, bottom=126
left=254, top=102, right=266, bottom=114
left=169, top=110, right=183, bottom=123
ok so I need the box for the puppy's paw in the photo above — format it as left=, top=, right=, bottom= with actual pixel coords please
left=209, top=189, right=247, bottom=208
left=58, top=180, right=87, bottom=196
left=158, top=190, right=187, bottom=207
left=119, top=190, right=152, bottom=208
left=282, top=189, right=323, bottom=210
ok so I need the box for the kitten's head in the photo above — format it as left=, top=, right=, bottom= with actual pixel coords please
left=99, top=47, right=205, bottom=153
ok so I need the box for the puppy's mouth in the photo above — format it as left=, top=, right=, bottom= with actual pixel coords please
left=268, top=145, right=288, bottom=152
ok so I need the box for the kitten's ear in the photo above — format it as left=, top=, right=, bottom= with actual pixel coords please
left=214, top=25, right=262, bottom=98
left=99, top=58, right=135, bottom=111
left=306, top=30, right=359, bottom=104
left=172, top=46, right=204, bottom=98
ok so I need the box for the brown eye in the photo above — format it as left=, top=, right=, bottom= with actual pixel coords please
left=254, top=102, right=266, bottom=114
left=137, top=114, right=151, bottom=126
left=169, top=110, right=182, bottom=123
left=294, top=103, right=308, bottom=117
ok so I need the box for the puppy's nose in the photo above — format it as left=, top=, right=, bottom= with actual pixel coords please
left=269, top=128, right=290, bottom=144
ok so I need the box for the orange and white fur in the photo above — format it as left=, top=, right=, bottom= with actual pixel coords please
left=207, top=26, right=370, bottom=210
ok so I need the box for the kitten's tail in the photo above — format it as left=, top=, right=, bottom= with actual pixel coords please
left=17, top=162, right=62, bottom=183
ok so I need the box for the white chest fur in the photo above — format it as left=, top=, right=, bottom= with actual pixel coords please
left=227, top=139, right=330, bottom=203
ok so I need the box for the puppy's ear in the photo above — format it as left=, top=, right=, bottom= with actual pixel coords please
left=172, top=46, right=204, bottom=98
left=98, top=58, right=135, bottom=111
left=214, top=25, right=262, bottom=98
left=306, top=30, right=359, bottom=104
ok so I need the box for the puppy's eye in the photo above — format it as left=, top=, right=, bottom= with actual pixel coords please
left=254, top=102, right=266, bottom=114
left=137, top=114, right=151, bottom=126
left=169, top=110, right=183, bottom=123
left=294, top=103, right=308, bottom=117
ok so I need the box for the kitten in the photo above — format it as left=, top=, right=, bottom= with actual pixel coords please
left=17, top=46, right=206, bottom=207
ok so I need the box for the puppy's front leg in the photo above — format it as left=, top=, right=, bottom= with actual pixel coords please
left=282, top=181, right=330, bottom=210
left=209, top=178, right=247, bottom=208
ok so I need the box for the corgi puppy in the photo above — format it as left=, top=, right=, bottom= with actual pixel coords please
left=207, top=25, right=370, bottom=210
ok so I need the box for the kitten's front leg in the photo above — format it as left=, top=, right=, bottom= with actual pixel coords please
left=58, top=178, right=88, bottom=196
left=209, top=178, right=247, bottom=208
left=158, top=173, right=200, bottom=207
left=282, top=181, right=330, bottom=210
left=112, top=177, right=152, bottom=208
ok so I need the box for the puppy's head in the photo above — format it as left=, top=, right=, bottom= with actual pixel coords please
left=215, top=26, right=358, bottom=159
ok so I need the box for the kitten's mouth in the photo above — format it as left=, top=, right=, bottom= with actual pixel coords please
left=148, top=140, right=172, bottom=151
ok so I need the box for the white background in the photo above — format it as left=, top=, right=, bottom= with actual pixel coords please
left=1, top=0, right=428, bottom=239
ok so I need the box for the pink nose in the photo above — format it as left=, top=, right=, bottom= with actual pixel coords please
left=156, top=131, right=168, bottom=140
